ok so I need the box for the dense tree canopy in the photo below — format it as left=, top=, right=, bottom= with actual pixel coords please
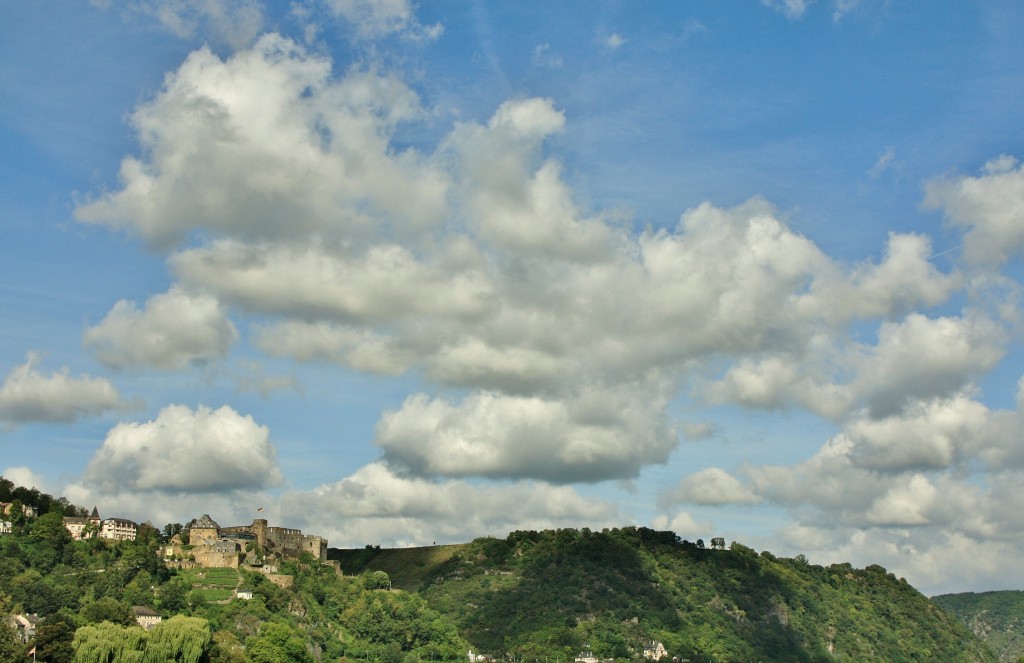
left=0, top=477, right=470, bottom=663
left=0, top=479, right=1002, bottom=663
left=412, top=527, right=997, bottom=663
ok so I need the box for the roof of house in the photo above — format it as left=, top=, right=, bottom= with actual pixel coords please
left=103, top=517, right=138, bottom=527
left=133, top=606, right=160, bottom=617
left=191, top=513, right=220, bottom=529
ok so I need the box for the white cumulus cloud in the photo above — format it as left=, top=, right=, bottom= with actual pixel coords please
left=84, top=287, right=238, bottom=370
left=71, top=35, right=1010, bottom=498
left=850, top=313, right=1004, bottom=418
left=660, top=467, right=762, bottom=507
left=0, top=353, right=125, bottom=425
left=375, top=385, right=677, bottom=483
left=279, top=462, right=621, bottom=547
left=70, top=403, right=283, bottom=495
left=75, top=34, right=448, bottom=249
left=925, top=155, right=1024, bottom=267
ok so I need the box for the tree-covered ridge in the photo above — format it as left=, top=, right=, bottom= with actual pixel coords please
left=0, top=477, right=467, bottom=662
left=0, top=477, right=1000, bottom=662
left=1, top=476, right=85, bottom=519
left=408, top=527, right=995, bottom=663
left=932, top=591, right=1024, bottom=663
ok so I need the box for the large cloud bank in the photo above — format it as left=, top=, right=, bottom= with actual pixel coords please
left=48, top=23, right=1024, bottom=593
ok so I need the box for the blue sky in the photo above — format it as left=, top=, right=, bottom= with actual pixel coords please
left=2, top=0, right=1024, bottom=596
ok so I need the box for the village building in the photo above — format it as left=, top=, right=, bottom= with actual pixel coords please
left=101, top=517, right=138, bottom=541
left=62, top=507, right=100, bottom=540
left=0, top=502, right=38, bottom=519
left=133, top=606, right=162, bottom=630
left=643, top=641, right=668, bottom=660
left=0, top=519, right=11, bottom=535
left=63, top=507, right=138, bottom=541
left=189, top=513, right=221, bottom=545
left=8, top=614, right=39, bottom=643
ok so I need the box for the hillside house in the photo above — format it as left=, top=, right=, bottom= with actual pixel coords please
left=133, top=606, right=162, bottom=630
left=8, top=614, right=39, bottom=643
left=643, top=641, right=668, bottom=660
left=101, top=517, right=138, bottom=541
left=64, top=507, right=100, bottom=540
left=0, top=519, right=11, bottom=535
left=0, top=502, right=37, bottom=519
left=64, top=507, right=137, bottom=541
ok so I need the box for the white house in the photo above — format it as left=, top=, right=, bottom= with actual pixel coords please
left=100, top=517, right=138, bottom=541
left=9, top=614, right=39, bottom=643
left=64, top=507, right=101, bottom=540
left=643, top=641, right=668, bottom=660
left=133, top=606, right=162, bottom=630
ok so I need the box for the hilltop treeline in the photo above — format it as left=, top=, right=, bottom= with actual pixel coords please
left=0, top=478, right=466, bottom=662
left=0, top=478, right=1000, bottom=662
left=354, top=527, right=995, bottom=663
left=0, top=475, right=83, bottom=519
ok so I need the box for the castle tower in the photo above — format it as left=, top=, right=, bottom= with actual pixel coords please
left=189, top=514, right=220, bottom=546
left=251, top=518, right=268, bottom=551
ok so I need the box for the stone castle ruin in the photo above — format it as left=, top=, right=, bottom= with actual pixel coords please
left=163, top=514, right=328, bottom=571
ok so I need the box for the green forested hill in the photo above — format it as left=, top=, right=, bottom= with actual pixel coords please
left=0, top=477, right=468, bottom=662
left=0, top=476, right=1000, bottom=662
left=932, top=591, right=1024, bottom=662
left=338, top=527, right=995, bottom=663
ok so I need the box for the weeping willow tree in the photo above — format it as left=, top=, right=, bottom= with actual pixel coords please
left=143, top=616, right=211, bottom=663
left=72, top=621, right=148, bottom=663
left=72, top=617, right=212, bottom=663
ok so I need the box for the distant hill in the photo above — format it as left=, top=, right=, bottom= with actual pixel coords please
left=932, top=590, right=1024, bottom=662
left=332, top=527, right=996, bottom=662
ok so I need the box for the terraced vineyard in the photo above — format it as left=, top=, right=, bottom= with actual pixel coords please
left=176, top=567, right=240, bottom=602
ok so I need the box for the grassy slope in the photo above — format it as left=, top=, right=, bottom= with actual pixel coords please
left=330, top=544, right=466, bottom=591
left=176, top=567, right=241, bottom=602
left=332, top=528, right=996, bottom=663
